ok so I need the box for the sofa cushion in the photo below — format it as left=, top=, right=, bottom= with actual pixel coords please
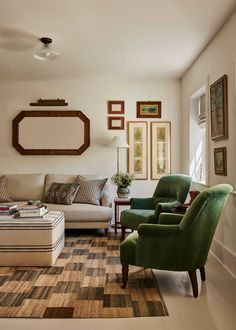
left=44, top=183, right=80, bottom=205
left=44, top=174, right=77, bottom=196
left=74, top=176, right=108, bottom=205
left=47, top=203, right=112, bottom=222
left=0, top=176, right=13, bottom=202
left=3, top=174, right=45, bottom=201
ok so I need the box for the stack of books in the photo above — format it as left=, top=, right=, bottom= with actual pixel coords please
left=0, top=204, right=18, bottom=219
left=17, top=202, right=48, bottom=219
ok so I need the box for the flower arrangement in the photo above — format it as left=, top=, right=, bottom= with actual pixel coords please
left=111, top=172, right=134, bottom=198
left=111, top=172, right=134, bottom=188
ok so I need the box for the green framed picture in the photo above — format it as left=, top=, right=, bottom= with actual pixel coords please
left=137, top=101, right=161, bottom=118
left=127, top=121, right=148, bottom=180
left=150, top=121, right=171, bottom=179
left=210, top=75, right=228, bottom=140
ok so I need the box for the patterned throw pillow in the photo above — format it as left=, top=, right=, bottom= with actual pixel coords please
left=73, top=176, right=108, bottom=205
left=0, top=175, right=13, bottom=202
left=44, top=183, right=80, bottom=205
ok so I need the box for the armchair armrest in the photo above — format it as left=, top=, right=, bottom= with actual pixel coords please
left=137, top=223, right=182, bottom=238
left=158, top=213, right=184, bottom=225
left=130, top=197, right=155, bottom=209
left=155, top=200, right=181, bottom=213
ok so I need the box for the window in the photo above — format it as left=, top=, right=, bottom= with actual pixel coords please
left=189, top=87, right=207, bottom=183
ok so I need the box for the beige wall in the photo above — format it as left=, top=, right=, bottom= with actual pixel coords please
left=182, top=11, right=236, bottom=276
left=0, top=78, right=181, bottom=198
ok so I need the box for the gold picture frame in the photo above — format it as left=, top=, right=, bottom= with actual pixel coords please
left=137, top=101, right=161, bottom=118
left=210, top=75, right=228, bottom=140
left=127, top=121, right=148, bottom=180
left=150, top=121, right=171, bottom=179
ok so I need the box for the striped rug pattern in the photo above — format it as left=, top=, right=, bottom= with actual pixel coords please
left=0, top=231, right=168, bottom=318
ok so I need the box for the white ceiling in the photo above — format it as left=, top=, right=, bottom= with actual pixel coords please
left=0, top=0, right=235, bottom=81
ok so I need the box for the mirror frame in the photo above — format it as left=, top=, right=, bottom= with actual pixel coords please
left=12, top=110, right=90, bottom=155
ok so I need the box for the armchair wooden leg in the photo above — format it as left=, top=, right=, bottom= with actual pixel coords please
left=121, top=264, right=129, bottom=289
left=199, top=266, right=206, bottom=281
left=188, top=270, right=198, bottom=298
left=121, top=226, right=126, bottom=241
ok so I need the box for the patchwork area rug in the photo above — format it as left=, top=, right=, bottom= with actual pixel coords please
left=0, top=231, right=168, bottom=318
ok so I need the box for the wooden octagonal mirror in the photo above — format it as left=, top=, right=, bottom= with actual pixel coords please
left=12, top=111, right=90, bottom=155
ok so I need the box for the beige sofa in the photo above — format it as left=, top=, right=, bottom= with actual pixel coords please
left=1, top=173, right=113, bottom=232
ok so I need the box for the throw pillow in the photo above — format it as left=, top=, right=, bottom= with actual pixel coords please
left=74, top=176, right=108, bottom=205
left=44, top=183, right=80, bottom=205
left=0, top=175, right=13, bottom=202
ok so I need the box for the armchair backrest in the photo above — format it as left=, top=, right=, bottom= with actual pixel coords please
left=180, top=184, right=232, bottom=267
left=152, top=174, right=192, bottom=203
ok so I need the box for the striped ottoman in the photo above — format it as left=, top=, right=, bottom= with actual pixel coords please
left=0, top=211, right=64, bottom=266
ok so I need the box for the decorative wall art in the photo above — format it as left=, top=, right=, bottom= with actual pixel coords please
left=108, top=117, right=125, bottom=130
left=127, top=121, right=148, bottom=180
left=210, top=75, right=228, bottom=140
left=137, top=101, right=161, bottom=118
left=150, top=121, right=171, bottom=179
left=108, top=100, right=125, bottom=114
left=214, top=147, right=227, bottom=175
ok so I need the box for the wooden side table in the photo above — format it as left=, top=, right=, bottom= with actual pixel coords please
left=114, top=198, right=131, bottom=234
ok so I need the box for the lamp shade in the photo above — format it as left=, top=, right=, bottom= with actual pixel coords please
left=108, top=136, right=129, bottom=148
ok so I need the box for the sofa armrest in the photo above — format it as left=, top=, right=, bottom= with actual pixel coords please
left=101, top=183, right=112, bottom=207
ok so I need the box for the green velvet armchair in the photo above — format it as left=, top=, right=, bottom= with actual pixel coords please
left=120, top=174, right=192, bottom=239
left=120, top=184, right=233, bottom=298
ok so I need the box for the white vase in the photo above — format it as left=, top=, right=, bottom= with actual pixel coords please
left=117, top=187, right=130, bottom=198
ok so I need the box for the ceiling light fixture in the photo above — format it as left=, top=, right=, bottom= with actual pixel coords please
left=33, top=37, right=60, bottom=61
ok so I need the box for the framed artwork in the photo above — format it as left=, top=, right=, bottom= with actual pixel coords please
left=150, top=121, right=171, bottom=179
left=127, top=121, right=148, bottom=180
left=137, top=101, right=161, bottom=118
left=108, top=116, right=124, bottom=130
left=108, top=101, right=125, bottom=114
left=214, top=147, right=227, bottom=175
left=108, top=117, right=125, bottom=129
left=210, top=75, right=228, bottom=140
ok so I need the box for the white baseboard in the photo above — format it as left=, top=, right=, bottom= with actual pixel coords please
left=210, top=238, right=236, bottom=278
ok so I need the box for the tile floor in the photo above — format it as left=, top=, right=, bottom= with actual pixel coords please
left=0, top=253, right=235, bottom=330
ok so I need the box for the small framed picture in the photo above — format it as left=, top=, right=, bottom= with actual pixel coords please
left=108, top=101, right=125, bottom=114
left=137, top=101, right=161, bottom=118
left=108, top=117, right=125, bottom=130
left=214, top=147, right=227, bottom=175
left=210, top=75, right=228, bottom=140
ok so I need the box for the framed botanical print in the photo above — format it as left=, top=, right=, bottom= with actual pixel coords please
left=210, top=75, right=228, bottom=140
left=108, top=101, right=125, bottom=114
left=150, top=121, right=171, bottom=179
left=127, top=121, right=148, bottom=180
left=214, top=147, right=227, bottom=175
left=108, top=117, right=124, bottom=130
left=137, top=101, right=161, bottom=118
